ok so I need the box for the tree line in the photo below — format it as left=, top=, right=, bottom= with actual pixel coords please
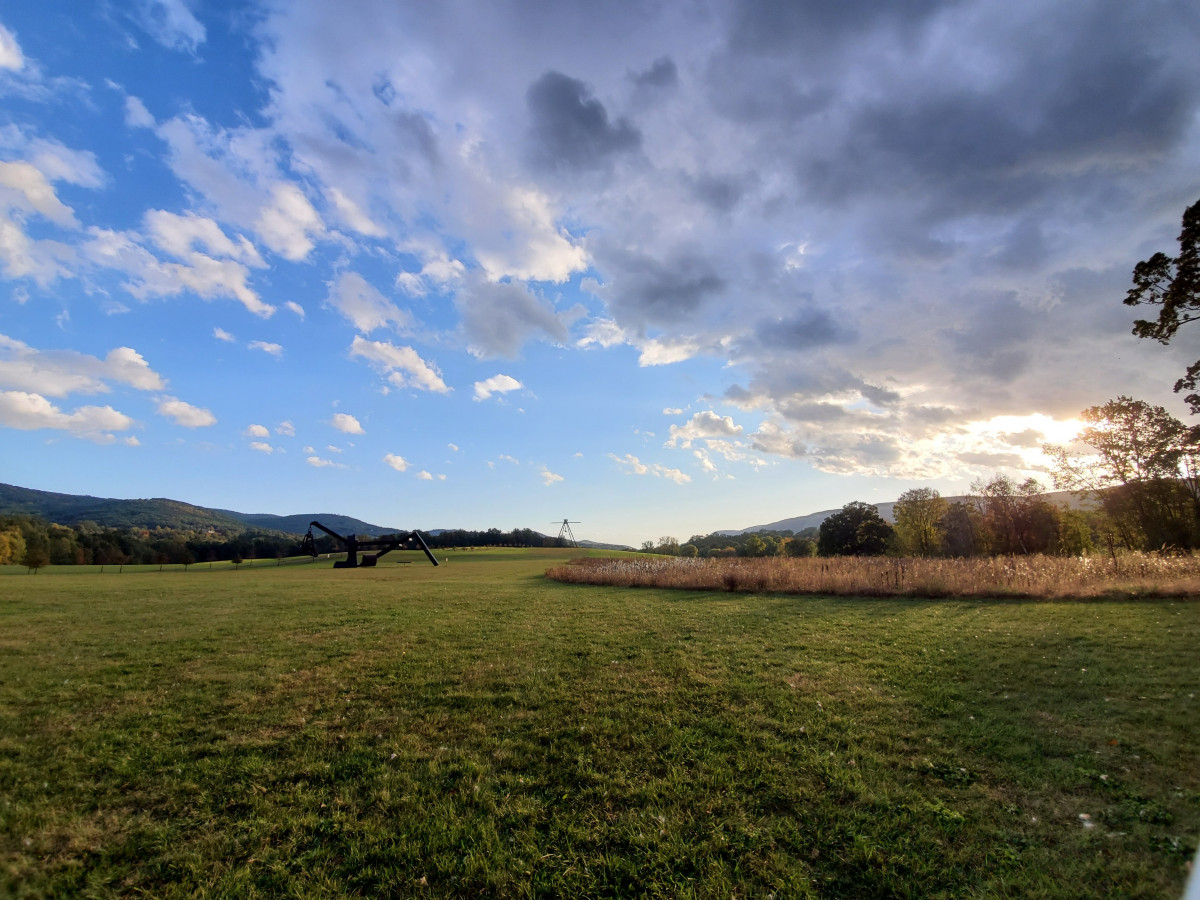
left=0, top=517, right=312, bottom=571
left=0, top=518, right=567, bottom=571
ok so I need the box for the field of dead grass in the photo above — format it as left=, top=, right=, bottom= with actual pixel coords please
left=546, top=552, right=1200, bottom=599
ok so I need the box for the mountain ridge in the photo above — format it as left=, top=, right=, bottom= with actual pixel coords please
left=0, top=482, right=399, bottom=537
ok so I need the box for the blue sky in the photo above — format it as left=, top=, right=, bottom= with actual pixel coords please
left=1, top=0, right=1198, bottom=545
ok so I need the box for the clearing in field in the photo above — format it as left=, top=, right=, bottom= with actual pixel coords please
left=1, top=548, right=1196, bottom=898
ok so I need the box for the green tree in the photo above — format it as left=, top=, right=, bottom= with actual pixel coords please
left=679, top=543, right=698, bottom=558
left=22, top=546, right=50, bottom=574
left=741, top=534, right=767, bottom=557
left=892, top=488, right=948, bottom=556
left=784, top=536, right=817, bottom=557
left=818, top=502, right=892, bottom=556
left=1046, top=397, right=1198, bottom=549
left=1057, top=509, right=1097, bottom=556
left=939, top=501, right=986, bottom=557
left=1124, top=197, right=1200, bottom=412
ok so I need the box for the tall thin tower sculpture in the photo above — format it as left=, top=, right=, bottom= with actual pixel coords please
left=554, top=519, right=580, bottom=547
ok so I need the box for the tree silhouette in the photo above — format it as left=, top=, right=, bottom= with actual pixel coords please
left=1125, top=198, right=1200, bottom=412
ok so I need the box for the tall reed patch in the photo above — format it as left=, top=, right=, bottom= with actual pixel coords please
left=546, top=552, right=1200, bottom=598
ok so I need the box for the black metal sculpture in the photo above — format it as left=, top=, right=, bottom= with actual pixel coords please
left=300, top=520, right=439, bottom=568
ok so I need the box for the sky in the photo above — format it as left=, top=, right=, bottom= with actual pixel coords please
left=1, top=0, right=1198, bottom=546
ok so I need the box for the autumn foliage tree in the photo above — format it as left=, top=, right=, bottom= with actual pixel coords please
left=968, top=475, right=1061, bottom=555
left=1046, top=397, right=1199, bottom=550
left=891, top=488, right=948, bottom=556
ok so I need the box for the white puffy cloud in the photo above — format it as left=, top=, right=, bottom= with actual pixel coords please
left=213, top=327, right=235, bottom=342
left=326, top=271, right=412, bottom=334
left=306, top=455, right=345, bottom=468
left=84, top=226, right=275, bottom=318
left=539, top=465, right=563, bottom=486
left=0, top=138, right=106, bottom=282
left=255, top=182, right=323, bottom=261
left=576, top=318, right=628, bottom=350
left=244, top=424, right=269, bottom=437
left=608, top=452, right=691, bottom=484
left=156, top=396, right=216, bottom=427
left=327, top=186, right=385, bottom=237
left=250, top=441, right=274, bottom=453
left=666, top=411, right=744, bottom=448
left=284, top=301, right=305, bottom=318
left=473, top=373, right=522, bottom=401
left=124, top=96, right=155, bottom=129
left=637, top=337, right=701, bottom=367
left=277, top=420, right=295, bottom=436
left=330, top=412, right=364, bottom=434
left=470, top=185, right=588, bottom=284
left=0, top=161, right=78, bottom=227
left=144, top=210, right=263, bottom=266
left=0, top=334, right=166, bottom=397
left=0, top=390, right=133, bottom=439
left=349, top=336, right=449, bottom=393
left=383, top=452, right=409, bottom=472
left=248, top=340, right=284, bottom=357
left=416, top=470, right=433, bottom=480
left=154, top=114, right=325, bottom=264
left=136, top=0, right=206, bottom=51
left=0, top=22, right=24, bottom=70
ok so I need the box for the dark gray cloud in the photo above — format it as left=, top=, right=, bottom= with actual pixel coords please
left=592, top=245, right=725, bottom=327
left=799, top=3, right=1198, bottom=227
left=939, top=293, right=1037, bottom=382
left=631, top=57, right=677, bottom=90
left=455, top=278, right=574, bottom=358
left=689, top=173, right=748, bottom=214
left=987, top=218, right=1049, bottom=272
left=525, top=70, right=641, bottom=173
left=751, top=308, right=854, bottom=352
left=724, top=0, right=951, bottom=56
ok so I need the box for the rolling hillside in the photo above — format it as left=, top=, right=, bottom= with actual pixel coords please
left=0, top=483, right=398, bottom=536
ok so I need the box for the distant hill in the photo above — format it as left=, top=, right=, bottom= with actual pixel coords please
left=0, top=482, right=398, bottom=536
left=725, top=491, right=1088, bottom=535
left=0, top=481, right=628, bottom=544
left=214, top=511, right=400, bottom=537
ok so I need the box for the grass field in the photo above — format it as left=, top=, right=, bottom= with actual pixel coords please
left=1, top=549, right=1197, bottom=898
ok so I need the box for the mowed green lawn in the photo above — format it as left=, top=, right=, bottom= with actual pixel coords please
left=1, top=549, right=1196, bottom=898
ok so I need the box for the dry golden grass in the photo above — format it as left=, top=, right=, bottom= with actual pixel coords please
left=546, top=552, right=1200, bottom=598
